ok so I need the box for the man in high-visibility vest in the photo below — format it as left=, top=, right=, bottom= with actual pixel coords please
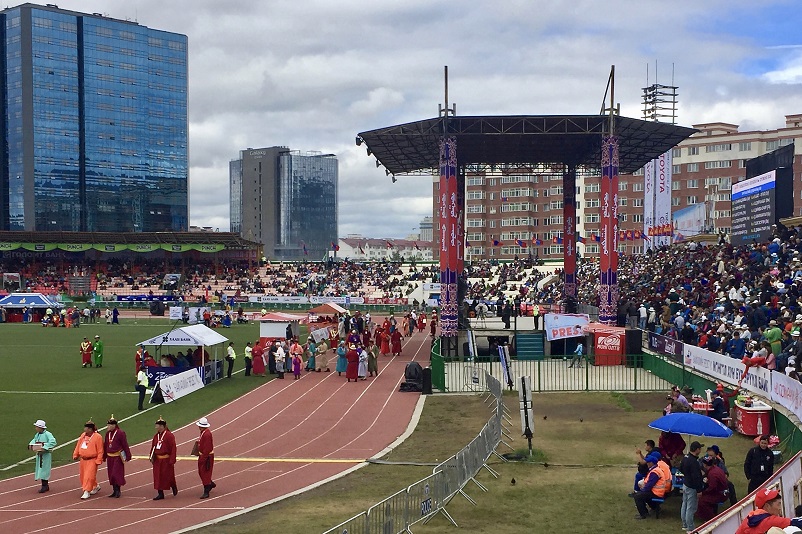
left=633, top=452, right=668, bottom=519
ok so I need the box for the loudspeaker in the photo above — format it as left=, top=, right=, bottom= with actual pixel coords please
left=625, top=328, right=643, bottom=354
left=422, top=367, right=433, bottom=395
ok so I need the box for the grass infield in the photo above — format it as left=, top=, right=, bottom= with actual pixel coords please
left=0, top=320, right=272, bottom=479
left=205, top=391, right=758, bottom=534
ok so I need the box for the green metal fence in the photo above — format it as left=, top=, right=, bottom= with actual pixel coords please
left=430, top=338, right=445, bottom=392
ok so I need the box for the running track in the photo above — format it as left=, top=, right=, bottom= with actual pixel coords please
left=0, top=329, right=430, bottom=533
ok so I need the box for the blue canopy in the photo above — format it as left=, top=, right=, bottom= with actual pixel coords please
left=0, top=292, right=61, bottom=309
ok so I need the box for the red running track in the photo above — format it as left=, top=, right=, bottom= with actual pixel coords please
left=0, top=330, right=431, bottom=534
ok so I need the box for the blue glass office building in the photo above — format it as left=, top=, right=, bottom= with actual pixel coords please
left=0, top=4, right=188, bottom=232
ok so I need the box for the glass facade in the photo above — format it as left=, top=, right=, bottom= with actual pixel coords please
left=278, top=152, right=337, bottom=260
left=0, top=5, right=187, bottom=232
left=229, top=158, right=242, bottom=234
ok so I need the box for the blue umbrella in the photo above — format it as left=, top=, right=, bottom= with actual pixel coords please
left=648, top=412, right=733, bottom=438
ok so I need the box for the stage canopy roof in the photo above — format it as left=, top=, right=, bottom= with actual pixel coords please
left=357, top=115, right=697, bottom=175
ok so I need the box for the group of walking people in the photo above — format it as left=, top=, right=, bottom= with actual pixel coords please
left=28, top=415, right=216, bottom=501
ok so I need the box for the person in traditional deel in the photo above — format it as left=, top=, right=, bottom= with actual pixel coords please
left=345, top=343, right=360, bottom=382
left=697, top=456, right=728, bottom=521
left=335, top=340, right=348, bottom=376
left=92, top=334, right=104, bottom=367
left=195, top=417, right=216, bottom=498
left=390, top=327, right=402, bottom=356
left=80, top=337, right=93, bottom=367
left=28, top=419, right=56, bottom=493
left=251, top=340, right=266, bottom=376
left=72, top=419, right=104, bottom=500
left=103, top=415, right=131, bottom=498
left=151, top=416, right=178, bottom=500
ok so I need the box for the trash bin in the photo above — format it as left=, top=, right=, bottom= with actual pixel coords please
left=422, top=367, right=432, bottom=395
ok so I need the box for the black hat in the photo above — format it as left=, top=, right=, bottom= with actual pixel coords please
left=690, top=441, right=704, bottom=451
left=107, top=414, right=117, bottom=425
left=84, top=419, right=96, bottom=429
left=155, top=415, right=167, bottom=426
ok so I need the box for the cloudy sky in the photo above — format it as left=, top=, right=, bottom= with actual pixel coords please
left=54, top=0, right=802, bottom=238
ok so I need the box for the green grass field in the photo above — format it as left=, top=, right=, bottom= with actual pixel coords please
left=0, top=320, right=274, bottom=479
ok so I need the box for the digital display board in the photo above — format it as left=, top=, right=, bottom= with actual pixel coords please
left=731, top=170, right=776, bottom=246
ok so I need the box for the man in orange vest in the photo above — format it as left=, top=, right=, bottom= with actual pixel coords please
left=633, top=452, right=668, bottom=519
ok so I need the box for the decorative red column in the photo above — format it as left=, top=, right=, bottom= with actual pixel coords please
left=562, top=164, right=577, bottom=306
left=438, top=137, right=458, bottom=337
left=599, top=136, right=619, bottom=325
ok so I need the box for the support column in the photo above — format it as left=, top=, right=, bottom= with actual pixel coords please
left=438, top=137, right=459, bottom=338
left=599, top=136, right=620, bottom=325
left=562, top=164, right=577, bottom=312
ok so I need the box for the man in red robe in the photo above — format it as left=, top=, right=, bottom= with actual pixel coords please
left=151, top=416, right=177, bottom=500
left=80, top=337, right=93, bottom=367
left=251, top=341, right=265, bottom=376
left=391, top=328, right=402, bottom=356
left=103, top=415, right=131, bottom=498
left=346, top=345, right=360, bottom=382
left=71, top=420, right=104, bottom=500
left=196, top=417, right=216, bottom=498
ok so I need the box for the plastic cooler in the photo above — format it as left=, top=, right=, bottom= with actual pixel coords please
left=734, top=399, right=772, bottom=436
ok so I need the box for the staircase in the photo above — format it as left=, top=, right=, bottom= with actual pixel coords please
left=69, top=275, right=91, bottom=296
left=516, top=332, right=545, bottom=360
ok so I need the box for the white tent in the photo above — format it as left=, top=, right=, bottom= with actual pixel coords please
left=137, top=324, right=229, bottom=378
left=137, top=324, right=229, bottom=347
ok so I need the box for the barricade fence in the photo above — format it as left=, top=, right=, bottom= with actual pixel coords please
left=323, top=373, right=505, bottom=534
left=430, top=355, right=671, bottom=393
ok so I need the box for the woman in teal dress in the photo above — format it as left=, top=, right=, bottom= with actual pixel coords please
left=335, top=341, right=348, bottom=376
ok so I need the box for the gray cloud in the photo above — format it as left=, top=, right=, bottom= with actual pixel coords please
left=52, top=0, right=802, bottom=237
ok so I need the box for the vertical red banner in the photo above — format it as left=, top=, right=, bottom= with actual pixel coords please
left=439, top=137, right=458, bottom=337
left=599, top=136, right=619, bottom=325
left=562, top=165, right=577, bottom=301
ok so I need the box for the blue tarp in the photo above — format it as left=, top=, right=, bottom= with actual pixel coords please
left=0, top=292, right=61, bottom=309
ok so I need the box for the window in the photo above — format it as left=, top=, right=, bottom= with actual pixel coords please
left=488, top=179, right=496, bottom=186
left=672, top=165, right=681, bottom=174
left=619, top=197, right=628, bottom=206
left=549, top=200, right=563, bottom=210
left=766, top=140, right=780, bottom=151
left=739, top=142, right=752, bottom=151
left=466, top=232, right=484, bottom=241
left=466, top=205, right=485, bottom=213
left=672, top=181, right=680, bottom=191
left=585, top=214, right=600, bottom=223
left=502, top=217, right=532, bottom=227
left=502, top=188, right=531, bottom=198
left=549, top=186, right=563, bottom=196
left=632, top=167, right=645, bottom=176
left=586, top=198, right=600, bottom=208
left=633, top=183, right=644, bottom=192
left=466, top=218, right=485, bottom=227
left=705, top=143, right=732, bottom=152
left=632, top=214, right=644, bottom=223
left=619, top=214, right=627, bottom=222
left=672, top=197, right=680, bottom=206
left=632, top=198, right=643, bottom=207
left=466, top=191, right=485, bottom=200
left=780, top=138, right=794, bottom=146
left=704, top=160, right=732, bottom=169
left=687, top=196, right=698, bottom=204
left=585, top=183, right=600, bottom=193
left=546, top=216, right=563, bottom=225
left=619, top=182, right=628, bottom=191
left=687, top=179, right=699, bottom=189
left=687, top=163, right=699, bottom=172
left=489, top=220, right=496, bottom=228
left=548, top=245, right=564, bottom=255
left=467, top=177, right=485, bottom=186
left=584, top=244, right=600, bottom=254
left=738, top=159, right=747, bottom=169
left=687, top=146, right=700, bottom=156
left=672, top=148, right=681, bottom=158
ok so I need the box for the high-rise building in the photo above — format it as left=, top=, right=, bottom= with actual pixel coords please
left=0, top=3, right=188, bottom=232
left=230, top=147, right=337, bottom=261
left=419, top=216, right=433, bottom=242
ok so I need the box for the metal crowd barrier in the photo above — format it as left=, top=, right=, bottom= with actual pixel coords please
left=323, top=373, right=506, bottom=534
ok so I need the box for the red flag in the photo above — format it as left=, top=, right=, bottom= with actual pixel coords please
left=634, top=230, right=642, bottom=240
left=626, top=230, right=634, bottom=241
left=386, top=241, right=393, bottom=249
left=414, top=242, right=421, bottom=251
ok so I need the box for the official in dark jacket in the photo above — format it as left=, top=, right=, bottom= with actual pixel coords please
left=680, top=441, right=705, bottom=532
left=744, top=436, right=774, bottom=493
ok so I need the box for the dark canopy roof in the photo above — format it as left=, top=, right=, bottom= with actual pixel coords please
left=0, top=231, right=259, bottom=250
left=358, top=115, right=696, bottom=175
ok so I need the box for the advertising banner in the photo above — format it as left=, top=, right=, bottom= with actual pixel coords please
left=543, top=313, right=590, bottom=341
left=310, top=326, right=331, bottom=344
left=247, top=295, right=310, bottom=304
left=770, top=371, right=802, bottom=422
left=157, top=368, right=205, bottom=403
left=191, top=244, right=225, bottom=253
left=145, top=366, right=201, bottom=388
left=57, top=243, right=94, bottom=252
left=0, top=242, right=21, bottom=251
left=647, top=332, right=684, bottom=362
left=309, top=296, right=365, bottom=305
left=22, top=243, right=58, bottom=252
left=654, top=151, right=673, bottom=248
left=594, top=330, right=624, bottom=356
left=128, top=243, right=161, bottom=253
left=168, top=306, right=183, bottom=321
left=683, top=345, right=771, bottom=396
left=672, top=203, right=706, bottom=242
left=422, top=283, right=441, bottom=292
left=92, top=244, right=128, bottom=252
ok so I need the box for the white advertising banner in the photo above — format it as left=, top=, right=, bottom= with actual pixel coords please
left=168, top=306, right=182, bottom=320
left=643, top=159, right=655, bottom=252
left=422, top=283, right=441, bottom=292
left=247, top=295, right=310, bottom=304
left=308, top=296, right=365, bottom=305
left=310, top=326, right=331, bottom=344
left=770, top=371, right=802, bottom=422
left=683, top=345, right=771, bottom=396
left=672, top=203, right=707, bottom=242
left=654, top=150, right=673, bottom=248
left=158, top=368, right=204, bottom=403
left=543, top=313, right=591, bottom=341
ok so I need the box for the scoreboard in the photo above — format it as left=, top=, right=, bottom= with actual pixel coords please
left=731, top=167, right=793, bottom=247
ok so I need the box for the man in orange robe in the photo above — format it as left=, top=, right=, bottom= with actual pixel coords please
left=72, top=420, right=104, bottom=500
